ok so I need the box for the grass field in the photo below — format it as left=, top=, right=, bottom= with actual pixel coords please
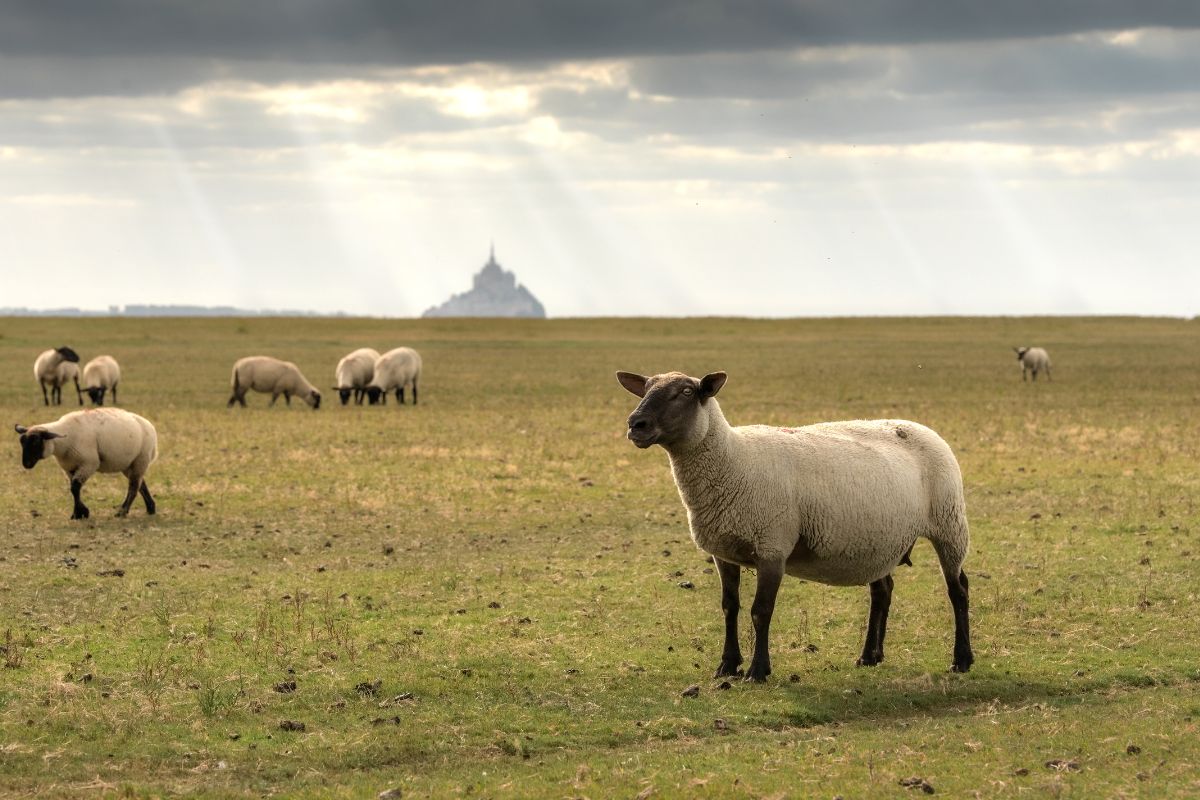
left=1, top=315, right=1198, bottom=798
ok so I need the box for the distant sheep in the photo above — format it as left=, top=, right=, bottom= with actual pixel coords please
left=617, top=369, right=973, bottom=682
left=14, top=408, right=158, bottom=519
left=334, top=348, right=381, bottom=405
left=82, top=355, right=121, bottom=405
left=1014, top=347, right=1051, bottom=381
left=228, top=356, right=321, bottom=409
left=33, top=346, right=81, bottom=406
left=366, top=347, right=422, bottom=405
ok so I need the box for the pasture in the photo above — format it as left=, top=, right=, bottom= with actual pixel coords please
left=1, top=315, right=1198, bottom=798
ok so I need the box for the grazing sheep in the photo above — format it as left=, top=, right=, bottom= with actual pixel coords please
left=14, top=408, right=157, bottom=519
left=33, top=346, right=81, bottom=406
left=82, top=355, right=121, bottom=406
left=334, top=348, right=381, bottom=405
left=1014, top=347, right=1051, bottom=382
left=366, top=347, right=422, bottom=406
left=616, top=370, right=973, bottom=682
left=228, top=356, right=321, bottom=409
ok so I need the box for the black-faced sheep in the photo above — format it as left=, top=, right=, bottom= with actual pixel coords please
left=334, top=348, right=381, bottom=405
left=14, top=408, right=157, bottom=519
left=617, top=370, right=973, bottom=682
left=33, top=346, right=81, bottom=406
left=228, top=356, right=321, bottom=409
left=82, top=355, right=121, bottom=405
left=1014, top=347, right=1051, bottom=381
left=366, top=347, right=421, bottom=405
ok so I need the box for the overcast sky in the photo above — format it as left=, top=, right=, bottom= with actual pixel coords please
left=3, top=1, right=1198, bottom=316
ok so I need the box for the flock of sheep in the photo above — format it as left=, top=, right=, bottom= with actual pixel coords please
left=16, top=344, right=423, bottom=521
left=15, top=339, right=1051, bottom=684
left=229, top=347, right=422, bottom=409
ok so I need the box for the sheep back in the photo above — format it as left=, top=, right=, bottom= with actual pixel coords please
left=335, top=348, right=381, bottom=389
left=82, top=355, right=121, bottom=390
left=1020, top=347, right=1051, bottom=371
left=369, top=347, right=422, bottom=391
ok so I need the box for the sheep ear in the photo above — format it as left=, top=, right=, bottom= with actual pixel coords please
left=616, top=371, right=647, bottom=398
left=699, top=372, right=727, bottom=399
left=14, top=424, right=27, bottom=435
left=40, top=431, right=64, bottom=440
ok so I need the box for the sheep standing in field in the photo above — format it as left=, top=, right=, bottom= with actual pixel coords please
left=1014, top=347, right=1051, bottom=381
left=228, top=356, right=321, bottom=409
left=366, top=347, right=422, bottom=405
left=33, top=346, right=81, bottom=406
left=616, top=370, right=973, bottom=682
left=14, top=408, right=157, bottom=519
left=334, top=347, right=381, bottom=405
left=82, top=355, right=121, bottom=405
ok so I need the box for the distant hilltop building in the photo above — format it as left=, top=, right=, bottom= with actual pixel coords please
left=422, top=246, right=546, bottom=319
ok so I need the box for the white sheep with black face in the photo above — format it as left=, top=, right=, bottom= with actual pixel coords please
left=82, top=355, right=121, bottom=405
left=33, top=346, right=81, bottom=406
left=14, top=408, right=158, bottom=520
left=617, top=369, right=973, bottom=683
left=228, top=356, right=322, bottom=409
left=1014, top=347, right=1051, bottom=381
left=366, top=347, right=421, bottom=406
left=334, top=348, right=381, bottom=406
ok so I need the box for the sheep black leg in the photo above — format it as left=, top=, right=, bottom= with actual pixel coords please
left=856, top=574, right=894, bottom=666
left=412, top=381, right=418, bottom=405
left=713, top=557, right=744, bottom=677
left=745, top=560, right=783, bottom=682
left=69, top=478, right=89, bottom=520
left=112, top=384, right=118, bottom=404
left=117, top=476, right=139, bottom=517
left=947, top=570, right=973, bottom=673
left=140, top=480, right=156, bottom=515
left=396, top=387, right=404, bottom=404
left=74, top=377, right=82, bottom=405
left=41, top=384, right=49, bottom=406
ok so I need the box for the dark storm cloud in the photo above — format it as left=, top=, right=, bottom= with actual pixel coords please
left=3, top=0, right=1198, bottom=97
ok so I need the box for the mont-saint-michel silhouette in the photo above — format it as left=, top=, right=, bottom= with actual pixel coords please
left=422, top=246, right=546, bottom=319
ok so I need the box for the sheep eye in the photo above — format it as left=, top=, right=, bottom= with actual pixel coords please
left=681, top=387, right=694, bottom=396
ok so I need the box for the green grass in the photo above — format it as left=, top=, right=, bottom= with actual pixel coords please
left=1, top=315, right=1198, bottom=798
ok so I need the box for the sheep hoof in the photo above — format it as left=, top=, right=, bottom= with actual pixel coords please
left=115, top=508, right=128, bottom=518
left=714, top=662, right=744, bottom=679
left=71, top=507, right=90, bottom=520
left=856, top=654, right=883, bottom=667
left=743, top=664, right=770, bottom=683
left=950, top=660, right=973, bottom=674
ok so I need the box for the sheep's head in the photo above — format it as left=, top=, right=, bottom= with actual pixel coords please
left=336, top=387, right=353, bottom=405
left=308, top=390, right=322, bottom=410
left=86, top=387, right=105, bottom=405
left=366, top=387, right=384, bottom=405
left=616, top=370, right=726, bottom=450
left=1014, top=347, right=1028, bottom=361
left=56, top=346, right=80, bottom=363
left=14, top=424, right=63, bottom=469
